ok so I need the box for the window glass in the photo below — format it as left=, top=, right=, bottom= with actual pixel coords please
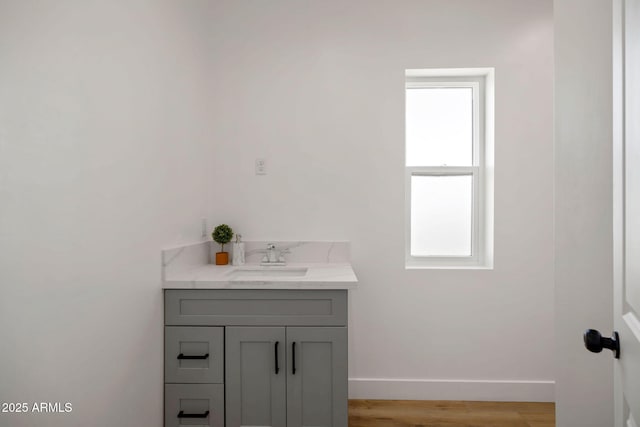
left=410, top=174, right=473, bottom=256
left=406, top=87, right=473, bottom=166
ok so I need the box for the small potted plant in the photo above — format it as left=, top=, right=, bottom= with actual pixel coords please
left=212, top=224, right=234, bottom=265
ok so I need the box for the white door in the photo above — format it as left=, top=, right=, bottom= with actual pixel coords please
left=613, top=0, right=640, bottom=426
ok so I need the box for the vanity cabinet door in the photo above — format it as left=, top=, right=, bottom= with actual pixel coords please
left=225, top=327, right=287, bottom=427
left=286, top=327, right=348, bottom=427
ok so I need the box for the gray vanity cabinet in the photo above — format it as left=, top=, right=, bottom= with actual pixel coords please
left=165, top=289, right=348, bottom=427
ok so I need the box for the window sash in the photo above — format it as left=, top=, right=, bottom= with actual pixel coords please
left=405, top=81, right=480, bottom=167
left=406, top=167, right=480, bottom=264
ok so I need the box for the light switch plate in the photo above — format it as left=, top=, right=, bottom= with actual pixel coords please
left=255, top=158, right=266, bottom=175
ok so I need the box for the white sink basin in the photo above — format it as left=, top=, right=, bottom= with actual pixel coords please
left=226, top=267, right=309, bottom=280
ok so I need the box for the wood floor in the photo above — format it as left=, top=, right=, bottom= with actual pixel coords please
left=348, top=400, right=555, bottom=427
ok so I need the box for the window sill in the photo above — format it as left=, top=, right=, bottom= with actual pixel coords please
left=405, top=258, right=494, bottom=270
left=405, top=264, right=494, bottom=270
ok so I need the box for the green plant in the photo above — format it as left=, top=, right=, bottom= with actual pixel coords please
left=212, top=224, right=233, bottom=253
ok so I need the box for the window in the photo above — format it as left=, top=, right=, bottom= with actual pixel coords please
left=405, top=69, right=494, bottom=268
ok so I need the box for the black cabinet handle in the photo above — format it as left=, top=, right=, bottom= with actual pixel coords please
left=177, top=353, right=209, bottom=360
left=178, top=410, right=210, bottom=418
left=275, top=341, right=280, bottom=374
left=292, top=342, right=296, bottom=375
left=584, top=329, right=620, bottom=359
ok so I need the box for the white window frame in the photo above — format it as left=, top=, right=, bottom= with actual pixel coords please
left=405, top=69, right=494, bottom=269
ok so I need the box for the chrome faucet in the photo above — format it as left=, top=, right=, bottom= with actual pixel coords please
left=266, top=243, right=277, bottom=263
left=261, top=243, right=288, bottom=266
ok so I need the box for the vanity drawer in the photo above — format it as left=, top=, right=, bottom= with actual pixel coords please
left=164, top=384, right=224, bottom=427
left=165, top=289, right=347, bottom=326
left=165, top=327, right=223, bottom=384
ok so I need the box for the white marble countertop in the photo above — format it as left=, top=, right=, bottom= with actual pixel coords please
left=163, top=262, right=358, bottom=290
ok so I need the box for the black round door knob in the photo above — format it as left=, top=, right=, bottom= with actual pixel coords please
left=584, top=329, right=620, bottom=359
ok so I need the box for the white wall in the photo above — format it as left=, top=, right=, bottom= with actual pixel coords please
left=554, top=0, right=614, bottom=425
left=0, top=3, right=557, bottom=425
left=0, top=1, right=215, bottom=426
left=208, top=0, right=555, bottom=400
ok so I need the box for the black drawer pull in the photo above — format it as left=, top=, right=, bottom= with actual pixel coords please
left=275, top=341, right=280, bottom=374
left=292, top=342, right=296, bottom=375
left=178, top=410, right=210, bottom=418
left=177, top=353, right=209, bottom=360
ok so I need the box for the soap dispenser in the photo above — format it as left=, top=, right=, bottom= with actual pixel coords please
left=232, top=234, right=245, bottom=266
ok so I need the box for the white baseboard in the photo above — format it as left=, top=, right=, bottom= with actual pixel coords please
left=349, top=378, right=555, bottom=402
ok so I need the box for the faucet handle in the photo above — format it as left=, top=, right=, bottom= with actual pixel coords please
left=277, top=248, right=290, bottom=263
left=266, top=243, right=276, bottom=250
